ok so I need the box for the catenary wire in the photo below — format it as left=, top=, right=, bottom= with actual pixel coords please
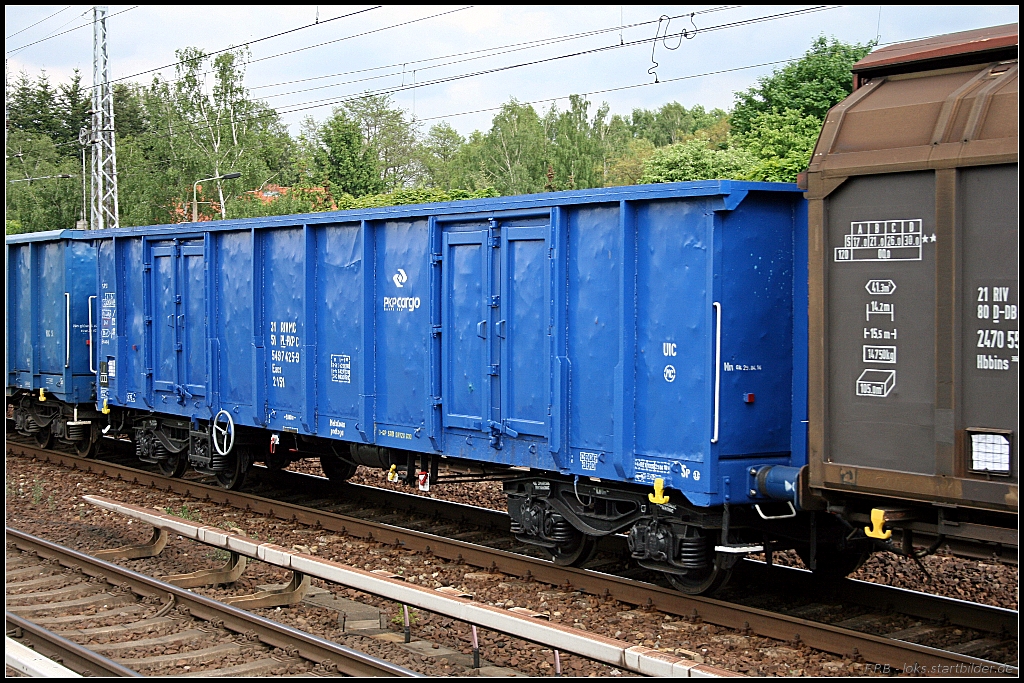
left=104, top=6, right=472, bottom=90
left=103, top=6, right=383, bottom=87
left=271, top=6, right=839, bottom=117
left=5, top=6, right=138, bottom=55
left=5, top=5, right=73, bottom=40
left=249, top=6, right=740, bottom=94
left=255, top=6, right=741, bottom=101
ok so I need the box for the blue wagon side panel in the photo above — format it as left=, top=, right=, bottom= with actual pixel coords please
left=118, top=237, right=146, bottom=409
left=9, top=244, right=34, bottom=388
left=6, top=234, right=95, bottom=404
left=213, top=229, right=254, bottom=416
left=314, top=222, right=365, bottom=441
left=717, top=193, right=796, bottom=459
left=634, top=199, right=713, bottom=493
left=262, top=227, right=306, bottom=430
left=374, top=219, right=431, bottom=447
left=567, top=204, right=620, bottom=460
left=37, top=242, right=66, bottom=378
left=66, top=240, right=98, bottom=402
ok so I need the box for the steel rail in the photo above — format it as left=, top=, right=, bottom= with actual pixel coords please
left=6, top=611, right=142, bottom=677
left=10, top=441, right=1017, bottom=676
left=270, top=466, right=1021, bottom=634
left=5, top=527, right=420, bottom=678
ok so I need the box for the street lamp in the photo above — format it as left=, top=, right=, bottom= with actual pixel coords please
left=192, top=172, right=241, bottom=222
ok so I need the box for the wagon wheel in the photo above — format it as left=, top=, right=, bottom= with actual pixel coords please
left=157, top=449, right=188, bottom=478
left=34, top=427, right=53, bottom=449
left=547, top=531, right=598, bottom=567
left=320, top=454, right=358, bottom=484
left=216, top=445, right=251, bottom=491
left=74, top=436, right=99, bottom=459
left=796, top=544, right=870, bottom=580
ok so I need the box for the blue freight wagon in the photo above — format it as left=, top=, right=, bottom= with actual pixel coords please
left=6, top=230, right=103, bottom=454
left=9, top=181, right=812, bottom=592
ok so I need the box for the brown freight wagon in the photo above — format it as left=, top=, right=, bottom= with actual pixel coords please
left=801, top=24, right=1018, bottom=561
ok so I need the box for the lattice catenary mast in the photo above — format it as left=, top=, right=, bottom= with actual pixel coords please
left=90, top=5, right=119, bottom=230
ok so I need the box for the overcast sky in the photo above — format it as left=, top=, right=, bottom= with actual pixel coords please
left=5, top=5, right=1019, bottom=137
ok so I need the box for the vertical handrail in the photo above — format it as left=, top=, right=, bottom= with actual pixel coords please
left=88, top=295, right=97, bottom=373
left=711, top=301, right=721, bottom=444
left=65, top=292, right=71, bottom=368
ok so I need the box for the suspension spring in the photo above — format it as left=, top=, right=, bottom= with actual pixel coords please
left=550, top=516, right=574, bottom=545
left=678, top=534, right=708, bottom=570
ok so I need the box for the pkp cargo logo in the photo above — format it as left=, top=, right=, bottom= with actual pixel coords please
left=383, top=296, right=421, bottom=312
left=392, top=268, right=408, bottom=288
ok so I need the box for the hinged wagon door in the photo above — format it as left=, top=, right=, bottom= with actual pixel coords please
left=440, top=221, right=549, bottom=446
left=147, top=238, right=207, bottom=404
left=441, top=230, right=489, bottom=431
left=498, top=225, right=549, bottom=438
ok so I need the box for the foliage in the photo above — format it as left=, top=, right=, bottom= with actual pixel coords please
left=228, top=184, right=499, bottom=219
left=316, top=108, right=384, bottom=196
left=5, top=130, right=83, bottom=233
left=419, top=122, right=467, bottom=190
left=738, top=109, right=823, bottom=182
left=475, top=99, right=549, bottom=195
left=605, top=138, right=656, bottom=187
left=732, top=35, right=873, bottom=135
left=640, top=139, right=755, bottom=184
left=545, top=94, right=602, bottom=190
left=343, top=93, right=419, bottom=192
left=337, top=186, right=499, bottom=210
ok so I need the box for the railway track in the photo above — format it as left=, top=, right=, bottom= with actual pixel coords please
left=5, top=526, right=417, bottom=677
left=8, top=439, right=1018, bottom=676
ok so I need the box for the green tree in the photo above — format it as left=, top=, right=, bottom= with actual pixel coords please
left=419, top=122, right=466, bottom=190
left=639, top=139, right=754, bottom=184
left=605, top=138, right=656, bottom=187
left=738, top=108, right=822, bottom=182
left=343, top=94, right=418, bottom=192
left=5, top=130, right=82, bottom=233
left=545, top=94, right=602, bottom=190
left=316, top=108, right=382, bottom=196
left=6, top=71, right=62, bottom=144
left=732, top=36, right=872, bottom=135
left=477, top=99, right=548, bottom=195
left=56, top=70, right=90, bottom=151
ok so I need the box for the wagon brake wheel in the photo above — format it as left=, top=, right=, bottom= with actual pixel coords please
left=212, top=409, right=235, bottom=456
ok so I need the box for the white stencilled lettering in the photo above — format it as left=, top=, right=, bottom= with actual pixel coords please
left=330, top=354, right=352, bottom=383
left=383, top=296, right=421, bottom=312
left=865, top=301, right=894, bottom=321
left=977, top=355, right=1011, bottom=371
left=723, top=362, right=763, bottom=372
left=863, top=345, right=896, bottom=364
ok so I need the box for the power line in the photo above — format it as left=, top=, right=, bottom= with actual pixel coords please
left=105, top=5, right=472, bottom=90
left=272, top=6, right=839, bottom=117
left=5, top=6, right=138, bottom=55
left=416, top=58, right=801, bottom=123
left=5, top=5, right=73, bottom=40
left=255, top=6, right=741, bottom=101
left=104, top=5, right=384, bottom=87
